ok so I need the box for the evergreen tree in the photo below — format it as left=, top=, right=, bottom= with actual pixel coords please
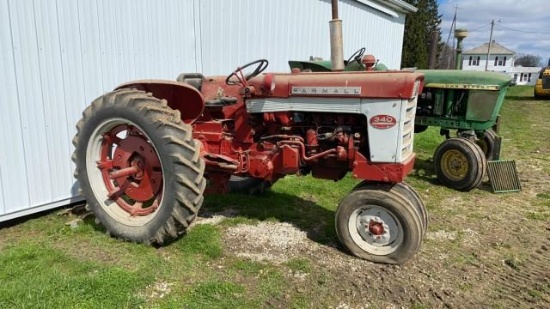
left=401, top=0, right=442, bottom=69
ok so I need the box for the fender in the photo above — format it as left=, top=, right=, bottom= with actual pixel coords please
left=115, top=80, right=205, bottom=124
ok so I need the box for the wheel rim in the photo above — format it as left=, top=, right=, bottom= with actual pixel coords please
left=348, top=205, right=403, bottom=256
left=440, top=149, right=469, bottom=181
left=86, top=118, right=164, bottom=226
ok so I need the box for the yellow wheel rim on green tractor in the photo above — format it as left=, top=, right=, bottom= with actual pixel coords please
left=440, top=149, right=469, bottom=181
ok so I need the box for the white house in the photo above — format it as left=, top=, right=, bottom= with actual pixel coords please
left=462, top=40, right=515, bottom=72
left=461, top=40, right=541, bottom=85
left=0, top=0, right=416, bottom=222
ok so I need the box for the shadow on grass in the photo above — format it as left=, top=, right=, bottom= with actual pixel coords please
left=408, top=157, right=439, bottom=186
left=200, top=190, right=338, bottom=248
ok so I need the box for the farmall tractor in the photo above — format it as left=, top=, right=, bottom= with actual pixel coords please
left=72, top=58, right=428, bottom=264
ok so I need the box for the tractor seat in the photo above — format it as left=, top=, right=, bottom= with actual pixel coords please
left=176, top=73, right=204, bottom=91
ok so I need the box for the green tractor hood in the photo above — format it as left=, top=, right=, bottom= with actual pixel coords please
left=418, top=70, right=512, bottom=90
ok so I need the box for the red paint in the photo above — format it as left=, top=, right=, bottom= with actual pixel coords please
left=99, top=124, right=163, bottom=216
left=369, top=221, right=384, bottom=235
left=370, top=114, right=397, bottom=129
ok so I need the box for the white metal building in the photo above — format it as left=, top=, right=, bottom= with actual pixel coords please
left=509, top=66, right=541, bottom=86
left=0, top=0, right=415, bottom=222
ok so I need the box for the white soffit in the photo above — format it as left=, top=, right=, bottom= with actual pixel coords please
left=354, top=0, right=399, bottom=18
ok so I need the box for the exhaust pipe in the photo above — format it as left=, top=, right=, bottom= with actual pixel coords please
left=330, top=0, right=344, bottom=71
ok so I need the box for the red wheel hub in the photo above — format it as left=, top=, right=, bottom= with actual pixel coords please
left=97, top=125, right=163, bottom=216
left=368, top=220, right=385, bottom=235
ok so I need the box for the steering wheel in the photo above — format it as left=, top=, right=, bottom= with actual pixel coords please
left=346, top=47, right=366, bottom=65
left=225, top=59, right=269, bottom=85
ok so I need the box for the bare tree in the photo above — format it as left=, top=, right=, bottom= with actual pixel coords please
left=515, top=54, right=542, bottom=67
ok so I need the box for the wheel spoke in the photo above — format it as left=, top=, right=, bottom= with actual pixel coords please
left=109, top=166, right=139, bottom=179
left=107, top=180, right=131, bottom=200
left=129, top=202, right=143, bottom=216
left=96, top=159, right=113, bottom=170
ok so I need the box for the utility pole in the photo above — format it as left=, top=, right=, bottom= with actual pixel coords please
left=485, top=19, right=495, bottom=71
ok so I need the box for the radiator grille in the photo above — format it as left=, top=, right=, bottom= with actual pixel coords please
left=401, top=97, right=417, bottom=159
left=542, top=76, right=550, bottom=89
left=487, top=160, right=522, bottom=193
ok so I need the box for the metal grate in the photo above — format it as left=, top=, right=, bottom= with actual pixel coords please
left=487, top=160, right=521, bottom=193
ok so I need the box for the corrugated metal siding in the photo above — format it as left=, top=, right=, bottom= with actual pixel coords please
left=341, top=0, right=406, bottom=69
left=0, top=0, right=407, bottom=221
left=198, top=0, right=405, bottom=75
left=0, top=0, right=198, bottom=221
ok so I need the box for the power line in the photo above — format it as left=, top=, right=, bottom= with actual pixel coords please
left=495, top=23, right=550, bottom=34
left=467, top=22, right=491, bottom=32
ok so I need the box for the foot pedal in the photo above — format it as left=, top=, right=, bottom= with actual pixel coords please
left=487, top=160, right=521, bottom=193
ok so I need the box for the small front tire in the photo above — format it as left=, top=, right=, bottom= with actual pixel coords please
left=433, top=138, right=487, bottom=191
left=336, top=182, right=425, bottom=265
left=476, top=129, right=499, bottom=160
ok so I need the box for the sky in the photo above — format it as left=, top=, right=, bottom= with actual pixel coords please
left=437, top=0, right=550, bottom=65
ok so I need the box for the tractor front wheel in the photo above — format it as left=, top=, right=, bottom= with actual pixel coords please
left=476, top=129, right=499, bottom=160
left=336, top=182, right=425, bottom=264
left=434, top=138, right=487, bottom=191
left=72, top=89, right=206, bottom=244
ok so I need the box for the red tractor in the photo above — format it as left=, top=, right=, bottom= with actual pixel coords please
left=73, top=59, right=427, bottom=264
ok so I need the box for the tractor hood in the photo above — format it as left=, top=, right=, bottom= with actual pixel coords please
left=418, top=70, right=513, bottom=90
left=250, top=71, right=424, bottom=100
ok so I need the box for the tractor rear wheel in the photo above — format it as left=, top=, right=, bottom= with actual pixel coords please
left=476, top=129, right=499, bottom=160
left=72, top=88, right=206, bottom=244
left=336, top=182, right=425, bottom=264
left=434, top=138, right=487, bottom=191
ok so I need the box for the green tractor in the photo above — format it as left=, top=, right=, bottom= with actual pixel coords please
left=289, top=49, right=513, bottom=191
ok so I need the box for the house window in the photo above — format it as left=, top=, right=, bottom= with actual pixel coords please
left=472, top=56, right=479, bottom=66
left=503, top=56, right=507, bottom=66
left=520, top=73, right=524, bottom=81
left=514, top=74, right=518, bottom=82
left=528, top=73, right=532, bottom=82
left=494, top=56, right=498, bottom=66
left=469, top=56, right=472, bottom=66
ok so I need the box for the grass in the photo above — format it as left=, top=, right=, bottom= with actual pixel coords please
left=1, top=85, right=549, bottom=308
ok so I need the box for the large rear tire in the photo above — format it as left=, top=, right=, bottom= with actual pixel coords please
left=433, top=138, right=487, bottom=191
left=336, top=182, right=425, bottom=265
left=73, top=89, right=206, bottom=244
